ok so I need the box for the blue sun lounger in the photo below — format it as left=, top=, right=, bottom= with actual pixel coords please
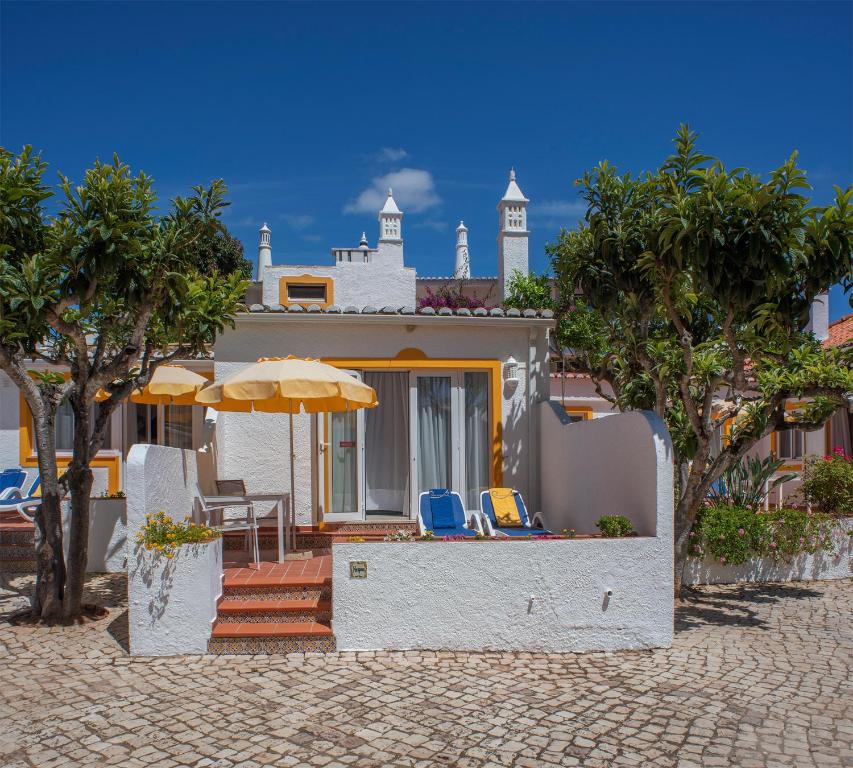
left=479, top=489, right=550, bottom=537
left=0, top=471, right=42, bottom=522
left=418, top=489, right=483, bottom=537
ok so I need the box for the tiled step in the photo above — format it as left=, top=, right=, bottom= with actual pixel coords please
left=207, top=621, right=336, bottom=654
left=216, top=598, right=332, bottom=624
left=222, top=522, right=418, bottom=551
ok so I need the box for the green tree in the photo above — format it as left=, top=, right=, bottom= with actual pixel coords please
left=504, top=269, right=555, bottom=310
left=189, top=228, right=253, bottom=279
left=549, top=127, right=853, bottom=592
left=0, top=146, right=247, bottom=619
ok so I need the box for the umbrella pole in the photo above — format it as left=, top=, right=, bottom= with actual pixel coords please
left=289, top=402, right=295, bottom=558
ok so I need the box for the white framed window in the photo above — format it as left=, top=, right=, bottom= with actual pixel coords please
left=124, top=403, right=202, bottom=454
left=776, top=429, right=804, bottom=461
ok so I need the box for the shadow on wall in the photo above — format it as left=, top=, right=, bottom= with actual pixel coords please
left=132, top=545, right=177, bottom=624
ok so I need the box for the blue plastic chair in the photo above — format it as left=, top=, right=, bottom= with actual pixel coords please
left=418, top=489, right=483, bottom=537
left=479, top=490, right=550, bottom=537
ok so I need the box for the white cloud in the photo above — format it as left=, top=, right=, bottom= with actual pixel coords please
left=375, top=147, right=409, bottom=163
left=279, top=213, right=314, bottom=231
left=344, top=168, right=441, bottom=214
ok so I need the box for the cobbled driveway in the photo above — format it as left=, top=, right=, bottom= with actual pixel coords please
left=0, top=575, right=851, bottom=768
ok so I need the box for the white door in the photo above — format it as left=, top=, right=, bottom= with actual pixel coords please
left=321, top=371, right=365, bottom=521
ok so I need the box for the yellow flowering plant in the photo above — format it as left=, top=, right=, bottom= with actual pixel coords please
left=136, top=511, right=221, bottom=558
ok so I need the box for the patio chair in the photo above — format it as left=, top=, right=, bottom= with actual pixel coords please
left=478, top=488, right=550, bottom=537
left=194, top=482, right=260, bottom=566
left=0, top=472, right=42, bottom=522
left=417, top=489, right=483, bottom=537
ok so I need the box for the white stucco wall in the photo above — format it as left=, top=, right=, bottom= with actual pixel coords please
left=683, top=518, right=853, bottom=585
left=126, top=443, right=222, bottom=656
left=0, top=372, right=20, bottom=472
left=213, top=316, right=551, bottom=525
left=261, top=262, right=417, bottom=310
left=61, top=498, right=127, bottom=572
left=539, top=405, right=672, bottom=537
left=332, top=537, right=673, bottom=652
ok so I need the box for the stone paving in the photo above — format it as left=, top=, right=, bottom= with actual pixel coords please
left=0, top=574, right=851, bottom=768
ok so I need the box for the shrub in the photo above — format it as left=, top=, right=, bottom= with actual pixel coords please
left=419, top=530, right=435, bottom=541
left=763, top=507, right=837, bottom=559
left=383, top=529, right=414, bottom=542
left=688, top=505, right=768, bottom=565
left=136, top=511, right=220, bottom=558
left=800, top=449, right=853, bottom=517
left=708, top=455, right=796, bottom=510
left=595, top=515, right=633, bottom=537
left=689, top=504, right=837, bottom=565
left=417, top=286, right=487, bottom=310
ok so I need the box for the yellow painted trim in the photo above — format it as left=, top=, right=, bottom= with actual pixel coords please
left=279, top=274, right=334, bottom=309
left=322, top=354, right=504, bottom=489
left=563, top=405, right=593, bottom=420
left=19, top=391, right=121, bottom=495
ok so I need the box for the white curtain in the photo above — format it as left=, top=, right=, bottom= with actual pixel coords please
left=464, top=372, right=490, bottom=509
left=165, top=405, right=193, bottom=450
left=830, top=407, right=852, bottom=455
left=417, top=376, right=451, bottom=494
left=364, top=372, right=410, bottom=515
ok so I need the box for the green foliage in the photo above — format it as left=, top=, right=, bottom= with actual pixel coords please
left=504, top=269, right=555, bottom=310
left=595, top=515, right=634, bottom=537
left=708, top=455, right=797, bottom=510
left=547, top=126, right=853, bottom=580
left=188, top=229, right=253, bottom=280
left=136, top=511, right=221, bottom=558
left=688, top=505, right=768, bottom=565
left=689, top=505, right=837, bottom=564
left=0, top=145, right=249, bottom=616
left=801, top=451, right=853, bottom=517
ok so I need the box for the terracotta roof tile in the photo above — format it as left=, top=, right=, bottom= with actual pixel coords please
left=825, top=313, right=853, bottom=348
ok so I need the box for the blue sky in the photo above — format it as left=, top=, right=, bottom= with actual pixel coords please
left=2, top=1, right=851, bottom=319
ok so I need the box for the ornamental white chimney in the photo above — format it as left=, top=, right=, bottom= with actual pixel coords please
left=376, top=188, right=404, bottom=267
left=257, top=223, right=272, bottom=280
left=497, top=168, right=529, bottom=303
left=455, top=220, right=470, bottom=279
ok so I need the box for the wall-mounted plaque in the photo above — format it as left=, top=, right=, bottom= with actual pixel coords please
left=349, top=560, right=368, bottom=579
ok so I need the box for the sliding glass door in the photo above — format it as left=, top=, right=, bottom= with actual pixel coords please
left=411, top=370, right=491, bottom=514
left=321, top=368, right=493, bottom=521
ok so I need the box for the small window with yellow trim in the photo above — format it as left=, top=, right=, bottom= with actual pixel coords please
left=279, top=275, right=334, bottom=308
left=563, top=405, right=593, bottom=423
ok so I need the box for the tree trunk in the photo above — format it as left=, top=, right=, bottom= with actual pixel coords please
left=31, top=412, right=66, bottom=619
left=672, top=461, right=711, bottom=597
left=62, top=463, right=92, bottom=617
left=32, top=490, right=65, bottom=618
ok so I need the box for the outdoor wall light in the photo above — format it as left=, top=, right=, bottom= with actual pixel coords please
left=844, top=392, right=853, bottom=414
left=503, top=356, right=519, bottom=384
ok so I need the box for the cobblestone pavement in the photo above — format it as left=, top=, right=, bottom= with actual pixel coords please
left=1, top=575, right=851, bottom=768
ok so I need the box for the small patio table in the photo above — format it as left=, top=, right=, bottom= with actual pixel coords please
left=202, top=492, right=293, bottom=563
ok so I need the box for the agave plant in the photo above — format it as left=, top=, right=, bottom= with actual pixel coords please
left=708, top=455, right=797, bottom=509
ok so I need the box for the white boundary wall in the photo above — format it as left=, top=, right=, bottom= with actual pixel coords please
left=683, top=518, right=853, bottom=585
left=126, top=444, right=222, bottom=656
left=333, top=409, right=674, bottom=652
left=61, top=498, right=127, bottom=573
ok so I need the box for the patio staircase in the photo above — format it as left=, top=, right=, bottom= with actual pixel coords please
left=208, top=552, right=336, bottom=654
left=210, top=521, right=418, bottom=654
left=0, top=518, right=36, bottom=574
